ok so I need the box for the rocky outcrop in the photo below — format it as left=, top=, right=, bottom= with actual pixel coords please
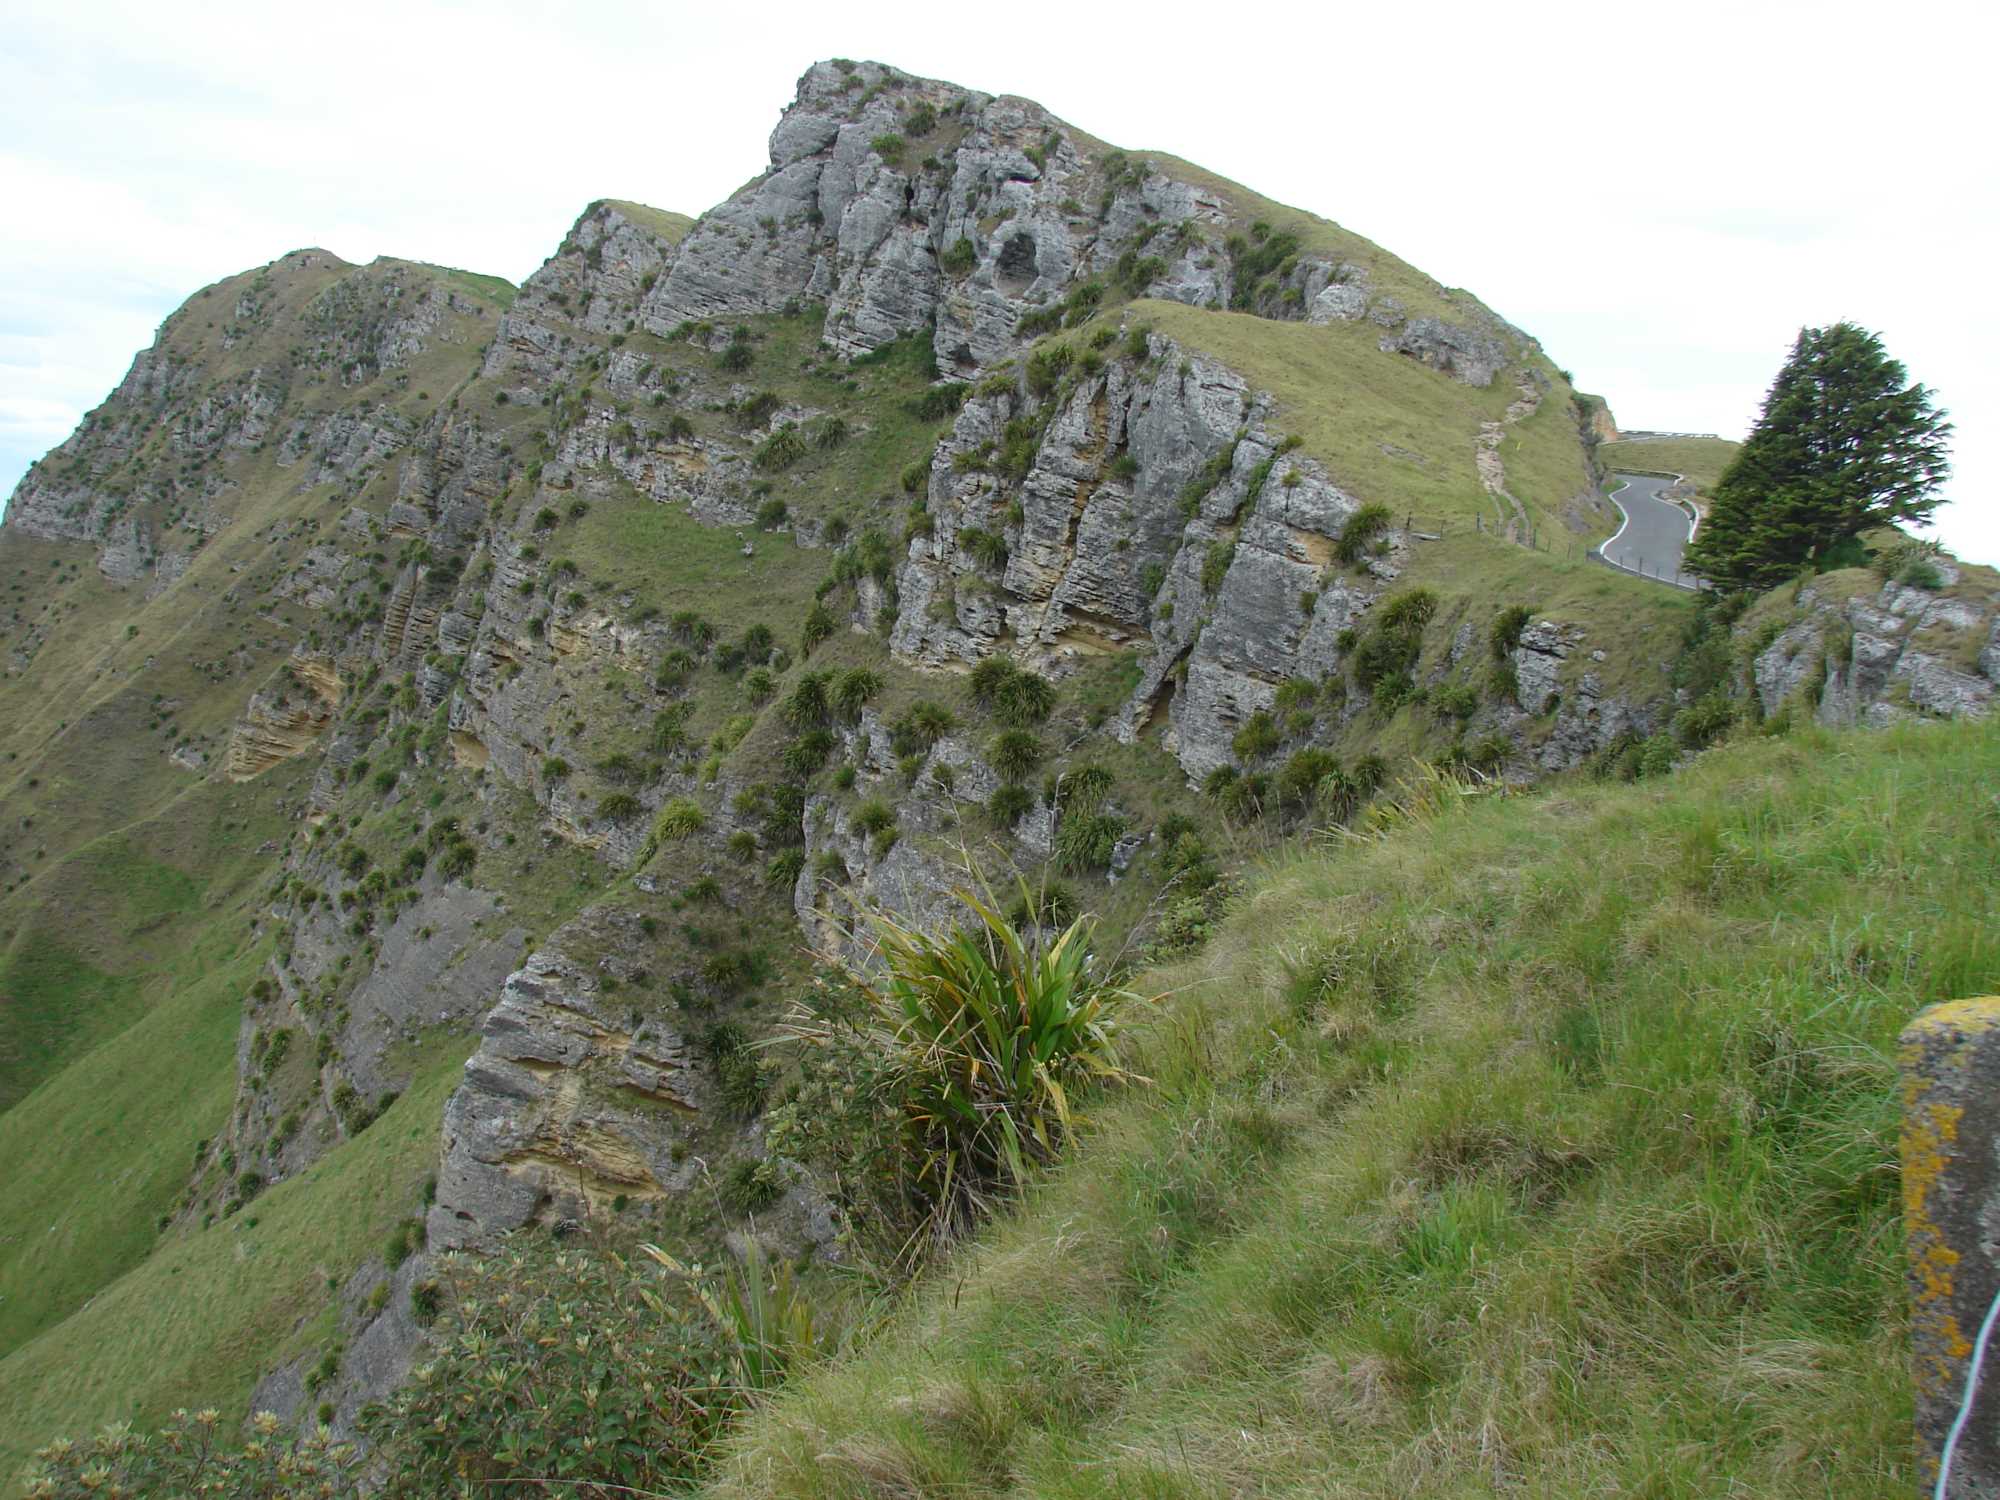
left=428, top=948, right=707, bottom=1250
left=887, top=332, right=1641, bottom=783
left=638, top=60, right=1508, bottom=382
left=1751, top=567, right=1999, bottom=727
left=226, top=652, right=342, bottom=779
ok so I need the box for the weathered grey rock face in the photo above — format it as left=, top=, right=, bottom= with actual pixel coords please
left=885, top=329, right=1648, bottom=783
left=1750, top=577, right=1999, bottom=728
left=429, top=948, right=706, bottom=1252
left=483, top=201, right=686, bottom=394
left=1379, top=315, right=1512, bottom=388
left=636, top=59, right=1504, bottom=385
left=250, top=1250, right=435, bottom=1440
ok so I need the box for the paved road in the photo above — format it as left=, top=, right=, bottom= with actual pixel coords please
left=1602, top=473, right=1698, bottom=588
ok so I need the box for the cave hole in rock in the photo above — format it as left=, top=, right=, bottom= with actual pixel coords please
left=994, top=232, right=1040, bottom=295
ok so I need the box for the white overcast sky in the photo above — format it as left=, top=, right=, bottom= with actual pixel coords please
left=3, top=0, right=1994, bottom=561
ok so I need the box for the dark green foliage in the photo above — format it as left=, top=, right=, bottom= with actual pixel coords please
left=987, top=782, right=1035, bottom=827
left=1351, top=623, right=1420, bottom=691
left=754, top=425, right=806, bottom=471
left=1490, top=605, right=1533, bottom=659
left=1431, top=683, right=1478, bottom=723
left=1277, top=748, right=1341, bottom=808
left=363, top=1243, right=732, bottom=1491
left=1377, top=589, right=1438, bottom=633
left=1180, top=438, right=1240, bottom=514
left=24, top=1410, right=364, bottom=1496
left=654, top=650, right=697, bottom=693
left=888, top=701, right=954, bottom=756
left=907, top=382, right=968, bottom=420
left=1113, top=248, right=1166, bottom=295
left=782, top=672, right=831, bottom=730
left=773, top=886, right=1148, bottom=1241
left=831, top=668, right=883, bottom=720
left=988, top=729, right=1043, bottom=781
left=595, top=792, right=641, bottom=823
left=1227, top=221, right=1303, bottom=311
left=852, top=800, right=897, bottom=837
left=801, top=602, right=836, bottom=656
left=382, top=1216, right=424, bottom=1269
left=670, top=611, right=716, bottom=649
left=435, top=839, right=477, bottom=880
left=1674, top=590, right=1750, bottom=703
left=702, top=1022, right=773, bottom=1116
left=1230, top=710, right=1281, bottom=761
left=1052, top=765, right=1124, bottom=874
left=1024, top=342, right=1074, bottom=395
left=940, top=237, right=976, bottom=276
left=1202, top=540, right=1236, bottom=593
left=976, top=417, right=1032, bottom=483
left=1673, top=694, right=1737, bottom=749
left=782, top=730, right=837, bottom=778
left=1204, top=767, right=1269, bottom=824
left=1685, top=323, right=1953, bottom=590
left=959, top=526, right=1009, bottom=571
left=1335, top=502, right=1392, bottom=565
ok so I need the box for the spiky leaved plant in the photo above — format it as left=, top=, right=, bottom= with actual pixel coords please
left=783, top=882, right=1154, bottom=1251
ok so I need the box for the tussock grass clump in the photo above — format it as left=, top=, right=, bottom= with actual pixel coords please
left=775, top=885, right=1156, bottom=1251
left=710, top=716, right=2000, bottom=1498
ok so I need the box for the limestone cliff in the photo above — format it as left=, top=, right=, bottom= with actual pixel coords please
left=2, top=55, right=1991, bottom=1457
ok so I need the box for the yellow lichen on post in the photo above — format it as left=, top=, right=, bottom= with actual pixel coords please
left=1901, top=996, right=2000, bottom=1494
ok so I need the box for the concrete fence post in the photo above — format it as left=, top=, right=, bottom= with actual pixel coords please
left=1901, top=996, right=2000, bottom=1496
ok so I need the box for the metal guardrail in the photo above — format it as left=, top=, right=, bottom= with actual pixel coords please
left=1588, top=546, right=1704, bottom=591
left=1599, top=471, right=1705, bottom=590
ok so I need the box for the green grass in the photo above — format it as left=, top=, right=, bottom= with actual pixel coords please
left=564, top=493, right=825, bottom=641
left=1601, top=436, right=1741, bottom=493
left=1074, top=138, right=1465, bottom=328
left=0, top=1033, right=469, bottom=1485
left=0, top=937, right=141, bottom=1115
left=600, top=199, right=696, bottom=245
left=705, top=714, right=2000, bottom=1498
left=1402, top=532, right=1694, bottom=700
left=0, top=935, right=256, bottom=1359
left=1133, top=301, right=1590, bottom=538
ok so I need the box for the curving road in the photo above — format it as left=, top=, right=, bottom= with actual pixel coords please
left=1601, top=473, right=1699, bottom=588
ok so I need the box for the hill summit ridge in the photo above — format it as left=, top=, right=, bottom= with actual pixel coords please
left=0, top=57, right=1996, bottom=1481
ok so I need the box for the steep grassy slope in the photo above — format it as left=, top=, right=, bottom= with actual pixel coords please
left=0, top=1035, right=466, bottom=1482
left=0, top=60, right=1911, bottom=1481
left=0, top=254, right=522, bottom=1480
left=1136, top=300, right=1614, bottom=548
left=707, top=715, right=1999, bottom=1498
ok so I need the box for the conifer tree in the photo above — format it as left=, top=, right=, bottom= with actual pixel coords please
left=1685, top=323, right=1952, bottom=590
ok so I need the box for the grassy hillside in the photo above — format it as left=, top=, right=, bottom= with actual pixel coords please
left=0, top=1033, right=465, bottom=1482
left=1602, top=436, right=1741, bottom=493
left=706, top=714, right=1999, bottom=1498
left=1137, top=300, right=1598, bottom=540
